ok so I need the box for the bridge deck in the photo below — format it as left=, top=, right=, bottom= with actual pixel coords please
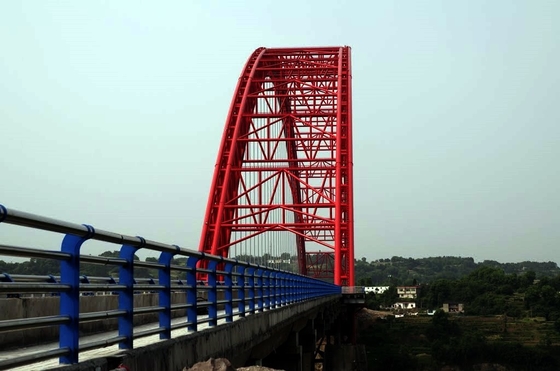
left=0, top=310, right=240, bottom=371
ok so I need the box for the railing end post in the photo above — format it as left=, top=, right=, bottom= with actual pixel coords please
left=0, top=204, right=7, bottom=223
left=59, top=231, right=93, bottom=364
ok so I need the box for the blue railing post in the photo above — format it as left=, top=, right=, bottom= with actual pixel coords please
left=307, top=277, right=313, bottom=299
left=0, top=204, right=6, bottom=223
left=276, top=271, right=283, bottom=308
left=298, top=277, right=302, bottom=301
left=285, top=275, right=291, bottom=304
left=1, top=273, right=14, bottom=282
left=186, top=256, right=200, bottom=331
left=293, top=276, right=298, bottom=303
left=292, top=276, right=300, bottom=303
left=288, top=276, right=295, bottom=304
left=302, top=277, right=309, bottom=300
left=118, top=237, right=144, bottom=350
left=246, top=267, right=255, bottom=314
left=59, top=225, right=94, bottom=364
left=286, top=274, right=291, bottom=305
left=224, top=261, right=234, bottom=322
left=237, top=265, right=246, bottom=317
left=270, top=271, right=278, bottom=308
left=255, top=267, right=263, bottom=312
left=293, top=276, right=298, bottom=302
left=158, top=250, right=175, bottom=340
left=207, top=260, right=219, bottom=327
left=263, top=270, right=270, bottom=310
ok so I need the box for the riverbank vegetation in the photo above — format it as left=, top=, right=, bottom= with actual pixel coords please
left=357, top=258, right=560, bottom=370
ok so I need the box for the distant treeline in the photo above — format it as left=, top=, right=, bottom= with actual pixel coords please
left=0, top=251, right=158, bottom=279
left=2, top=253, right=559, bottom=286
left=356, top=255, right=560, bottom=286
left=0, top=251, right=298, bottom=280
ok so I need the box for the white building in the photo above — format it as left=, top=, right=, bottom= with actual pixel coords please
left=397, top=286, right=419, bottom=299
left=392, top=302, right=417, bottom=310
left=364, top=286, right=390, bottom=294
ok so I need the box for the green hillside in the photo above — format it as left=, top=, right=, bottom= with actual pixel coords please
left=356, top=256, right=560, bottom=286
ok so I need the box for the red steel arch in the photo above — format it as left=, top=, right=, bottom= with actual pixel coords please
left=198, top=47, right=354, bottom=285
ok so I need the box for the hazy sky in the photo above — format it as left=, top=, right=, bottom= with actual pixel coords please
left=1, top=1, right=559, bottom=264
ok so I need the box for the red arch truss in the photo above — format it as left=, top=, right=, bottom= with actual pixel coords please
left=198, top=47, right=354, bottom=285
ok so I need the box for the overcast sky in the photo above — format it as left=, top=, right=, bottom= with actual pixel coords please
left=1, top=1, right=558, bottom=264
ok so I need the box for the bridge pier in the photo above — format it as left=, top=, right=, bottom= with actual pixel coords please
left=259, top=318, right=316, bottom=371
left=300, top=321, right=317, bottom=371
left=318, top=299, right=367, bottom=371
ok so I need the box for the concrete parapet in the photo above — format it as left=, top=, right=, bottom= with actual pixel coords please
left=0, top=293, right=188, bottom=348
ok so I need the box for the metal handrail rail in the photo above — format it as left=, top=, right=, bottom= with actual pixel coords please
left=0, top=204, right=342, bottom=369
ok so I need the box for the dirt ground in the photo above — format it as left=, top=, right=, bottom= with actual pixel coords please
left=356, top=308, right=393, bottom=329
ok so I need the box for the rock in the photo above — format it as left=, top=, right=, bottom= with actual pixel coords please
left=472, top=364, right=508, bottom=371
left=183, top=358, right=236, bottom=371
left=183, top=358, right=284, bottom=371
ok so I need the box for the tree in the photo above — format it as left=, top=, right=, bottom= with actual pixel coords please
left=379, top=286, right=399, bottom=308
left=280, top=252, right=291, bottom=261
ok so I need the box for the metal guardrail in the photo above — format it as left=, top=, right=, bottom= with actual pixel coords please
left=0, top=204, right=341, bottom=369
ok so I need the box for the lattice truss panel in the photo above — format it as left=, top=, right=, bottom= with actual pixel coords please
left=199, top=47, right=354, bottom=285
